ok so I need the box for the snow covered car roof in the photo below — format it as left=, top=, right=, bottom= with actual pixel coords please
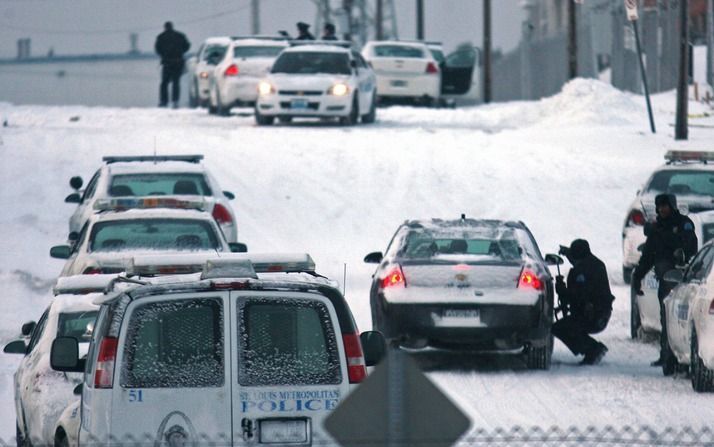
left=105, top=160, right=207, bottom=176
left=232, top=38, right=289, bottom=47
left=52, top=293, right=101, bottom=314
left=364, top=40, right=431, bottom=50
left=201, top=36, right=233, bottom=45
left=53, top=274, right=122, bottom=295
left=283, top=44, right=350, bottom=54
left=93, top=207, right=214, bottom=222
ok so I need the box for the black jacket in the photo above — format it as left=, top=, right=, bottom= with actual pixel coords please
left=634, top=211, right=697, bottom=281
left=155, top=30, right=190, bottom=66
left=559, top=253, right=614, bottom=319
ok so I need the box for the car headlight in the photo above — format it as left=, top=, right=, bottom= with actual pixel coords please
left=199, top=71, right=209, bottom=79
left=258, top=81, right=275, bottom=96
left=328, top=83, right=350, bottom=96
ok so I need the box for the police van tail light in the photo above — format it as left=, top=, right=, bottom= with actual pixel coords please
left=518, top=268, right=543, bottom=291
left=379, top=265, right=406, bottom=289
left=425, top=62, right=439, bottom=74
left=212, top=204, right=233, bottom=225
left=224, top=64, right=239, bottom=77
left=627, top=209, right=646, bottom=226
left=342, top=333, right=367, bottom=384
left=94, top=336, right=118, bottom=389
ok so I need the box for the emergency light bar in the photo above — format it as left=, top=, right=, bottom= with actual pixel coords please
left=289, top=40, right=352, bottom=48
left=94, top=197, right=206, bottom=212
left=231, top=35, right=288, bottom=41
left=53, top=274, right=121, bottom=295
left=664, top=151, right=714, bottom=164
left=102, top=155, right=204, bottom=164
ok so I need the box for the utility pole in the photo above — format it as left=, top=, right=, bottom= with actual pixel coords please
left=708, top=0, right=713, bottom=88
left=483, top=0, right=492, bottom=103
left=416, top=0, right=424, bottom=40
left=251, top=0, right=260, bottom=35
left=376, top=0, right=384, bottom=39
left=567, top=0, right=577, bottom=79
left=675, top=0, right=689, bottom=140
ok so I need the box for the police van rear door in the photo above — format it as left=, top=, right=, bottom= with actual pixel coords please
left=231, top=290, right=349, bottom=446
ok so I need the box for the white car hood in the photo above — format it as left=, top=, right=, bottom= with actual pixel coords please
left=266, top=73, right=350, bottom=91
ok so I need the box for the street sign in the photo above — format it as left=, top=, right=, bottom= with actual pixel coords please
left=625, top=0, right=639, bottom=21
left=324, top=349, right=471, bottom=447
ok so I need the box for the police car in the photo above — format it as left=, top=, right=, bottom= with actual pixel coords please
left=187, top=37, right=232, bottom=108
left=49, top=254, right=386, bottom=446
left=661, top=240, right=714, bottom=389
left=254, top=42, right=377, bottom=125
left=207, top=36, right=289, bottom=115
left=64, top=155, right=239, bottom=243
left=622, top=151, right=714, bottom=284
left=51, top=197, right=246, bottom=276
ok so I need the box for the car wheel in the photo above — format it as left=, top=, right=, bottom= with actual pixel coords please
left=661, top=334, right=679, bottom=376
left=630, top=287, right=641, bottom=340
left=526, top=334, right=553, bottom=370
left=215, top=90, right=230, bottom=117
left=623, top=266, right=633, bottom=285
left=361, top=93, right=377, bottom=124
left=339, top=95, right=359, bottom=126
left=188, top=81, right=199, bottom=108
left=372, top=298, right=395, bottom=341
left=254, top=110, right=274, bottom=126
left=16, top=422, right=30, bottom=447
left=691, top=328, right=714, bottom=392
left=54, top=429, right=68, bottom=447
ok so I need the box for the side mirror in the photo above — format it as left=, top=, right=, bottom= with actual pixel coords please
left=50, top=337, right=84, bottom=372
left=69, top=176, right=83, bottom=190
left=223, top=191, right=235, bottom=200
left=229, top=242, right=248, bottom=253
left=3, top=340, right=27, bottom=355
left=360, top=331, right=386, bottom=367
left=21, top=321, right=36, bottom=336
left=663, top=269, right=684, bottom=286
left=544, top=254, right=564, bottom=266
left=68, top=232, right=79, bottom=243
left=364, top=251, right=383, bottom=264
left=50, top=245, right=71, bottom=259
left=64, top=193, right=81, bottom=204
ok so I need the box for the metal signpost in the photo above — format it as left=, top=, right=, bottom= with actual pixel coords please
left=625, top=0, right=656, bottom=134
left=325, top=349, right=471, bottom=447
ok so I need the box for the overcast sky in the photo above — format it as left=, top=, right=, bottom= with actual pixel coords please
left=0, top=0, right=525, bottom=59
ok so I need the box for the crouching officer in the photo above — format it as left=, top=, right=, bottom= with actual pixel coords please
left=631, top=193, right=697, bottom=367
left=552, top=239, right=614, bottom=365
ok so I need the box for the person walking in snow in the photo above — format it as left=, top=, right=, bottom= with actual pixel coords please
left=631, top=193, right=697, bottom=368
left=155, top=21, right=191, bottom=108
left=295, top=22, right=315, bottom=40
left=552, top=239, right=614, bottom=365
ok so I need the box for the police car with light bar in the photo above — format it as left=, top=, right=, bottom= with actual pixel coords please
left=622, top=151, right=714, bottom=285
left=51, top=198, right=246, bottom=276
left=48, top=255, right=386, bottom=446
left=254, top=42, right=377, bottom=125
left=64, top=155, right=239, bottom=244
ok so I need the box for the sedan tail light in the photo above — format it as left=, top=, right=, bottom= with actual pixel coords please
left=212, top=204, right=233, bottom=225
left=518, top=268, right=543, bottom=290
left=380, top=265, right=406, bottom=289
left=627, top=209, right=646, bottom=226
left=425, top=62, right=439, bottom=74
left=94, top=336, right=118, bottom=388
left=342, top=333, right=367, bottom=383
left=224, top=64, right=239, bottom=77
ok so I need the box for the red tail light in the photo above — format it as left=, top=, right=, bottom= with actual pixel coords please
left=425, top=62, right=439, bottom=74
left=83, top=268, right=102, bottom=275
left=94, top=336, right=118, bottom=388
left=519, top=269, right=543, bottom=290
left=224, top=64, right=239, bottom=76
left=342, top=333, right=367, bottom=383
left=628, top=209, right=646, bottom=226
left=380, top=265, right=406, bottom=289
left=212, top=204, right=233, bottom=225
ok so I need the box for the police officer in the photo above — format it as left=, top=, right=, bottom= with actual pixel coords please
left=632, top=193, right=697, bottom=367
left=552, top=239, right=614, bottom=365
left=296, top=22, right=315, bottom=40
left=154, top=21, right=190, bottom=108
left=322, top=23, right=338, bottom=40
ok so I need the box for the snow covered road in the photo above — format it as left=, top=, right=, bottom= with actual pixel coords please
left=1, top=79, right=713, bottom=441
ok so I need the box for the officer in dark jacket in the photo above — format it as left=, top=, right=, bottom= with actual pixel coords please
left=632, top=193, right=697, bottom=366
left=296, top=22, right=315, bottom=40
left=322, top=23, right=338, bottom=40
left=552, top=239, right=614, bottom=365
left=154, top=21, right=190, bottom=108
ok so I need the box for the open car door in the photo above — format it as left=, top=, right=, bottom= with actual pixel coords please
left=441, top=46, right=478, bottom=95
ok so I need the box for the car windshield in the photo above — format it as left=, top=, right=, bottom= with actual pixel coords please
left=646, top=170, right=714, bottom=196
left=234, top=46, right=284, bottom=58
left=89, top=219, right=220, bottom=252
left=108, top=173, right=212, bottom=197
left=373, top=45, right=425, bottom=58
left=58, top=310, right=98, bottom=343
left=399, top=226, right=531, bottom=261
left=202, top=44, right=227, bottom=62
left=271, top=52, right=351, bottom=75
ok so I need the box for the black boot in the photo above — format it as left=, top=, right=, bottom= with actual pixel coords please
left=650, top=358, right=664, bottom=367
left=580, top=343, right=608, bottom=365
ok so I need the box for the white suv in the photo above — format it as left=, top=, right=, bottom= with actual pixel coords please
left=49, top=255, right=385, bottom=446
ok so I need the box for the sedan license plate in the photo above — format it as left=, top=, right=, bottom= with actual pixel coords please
left=259, top=419, right=308, bottom=444
left=390, top=79, right=408, bottom=87
left=645, top=275, right=658, bottom=289
left=434, top=309, right=482, bottom=327
left=290, top=99, right=308, bottom=109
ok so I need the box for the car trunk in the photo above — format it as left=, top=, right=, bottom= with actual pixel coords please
left=236, top=57, right=276, bottom=76
left=370, top=58, right=428, bottom=76
left=400, top=261, right=523, bottom=289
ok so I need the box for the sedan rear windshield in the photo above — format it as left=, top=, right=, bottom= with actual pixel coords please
left=646, top=170, right=714, bottom=196
left=58, top=311, right=98, bottom=342
left=398, top=227, right=536, bottom=261
left=90, top=219, right=220, bottom=252
left=271, top=52, right=350, bottom=75
left=234, top=46, right=284, bottom=58
left=373, top=45, right=425, bottom=58
left=109, top=173, right=212, bottom=197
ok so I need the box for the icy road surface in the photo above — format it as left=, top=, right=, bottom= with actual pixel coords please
left=1, top=79, right=714, bottom=440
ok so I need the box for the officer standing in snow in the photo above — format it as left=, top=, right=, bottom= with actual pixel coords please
left=296, top=22, right=315, bottom=40
left=154, top=21, right=191, bottom=108
left=322, top=23, right=338, bottom=40
left=632, top=193, right=697, bottom=367
left=552, top=239, right=614, bottom=365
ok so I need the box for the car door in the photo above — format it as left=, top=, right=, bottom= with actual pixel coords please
left=352, top=52, right=375, bottom=112
left=230, top=291, right=349, bottom=446
left=69, top=170, right=100, bottom=236
left=111, top=292, right=232, bottom=444
left=441, top=46, right=477, bottom=95
left=16, top=309, right=50, bottom=440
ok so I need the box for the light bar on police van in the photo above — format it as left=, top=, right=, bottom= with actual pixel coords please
left=53, top=274, right=121, bottom=295
left=664, top=151, right=714, bottom=164
left=126, top=253, right=210, bottom=276
left=199, top=253, right=317, bottom=280
left=102, top=155, right=203, bottom=164
left=94, top=197, right=206, bottom=212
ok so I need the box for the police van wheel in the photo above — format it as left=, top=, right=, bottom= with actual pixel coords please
left=623, top=266, right=633, bottom=285
left=691, top=329, right=714, bottom=392
left=630, top=289, right=641, bottom=340
left=16, top=422, right=30, bottom=447
left=526, top=334, right=552, bottom=370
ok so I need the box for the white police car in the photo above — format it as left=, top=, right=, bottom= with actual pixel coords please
left=187, top=37, right=232, bottom=108
left=51, top=198, right=246, bottom=276
left=49, top=255, right=385, bottom=446
left=64, top=155, right=239, bottom=244
left=255, top=42, right=377, bottom=125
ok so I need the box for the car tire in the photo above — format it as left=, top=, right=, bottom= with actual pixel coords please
left=623, top=266, right=633, bottom=285
left=215, top=90, right=230, bottom=117
left=339, top=95, right=359, bottom=126
left=526, top=334, right=553, bottom=370
left=661, top=334, right=679, bottom=376
left=255, top=110, right=274, bottom=126
left=188, top=81, right=199, bottom=108
left=361, top=93, right=377, bottom=124
left=54, top=429, right=68, bottom=447
left=16, top=422, right=30, bottom=447
left=630, top=287, right=641, bottom=340
left=691, top=328, right=714, bottom=392
left=372, top=298, right=395, bottom=341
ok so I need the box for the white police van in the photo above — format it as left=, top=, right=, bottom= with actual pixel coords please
left=50, top=254, right=385, bottom=446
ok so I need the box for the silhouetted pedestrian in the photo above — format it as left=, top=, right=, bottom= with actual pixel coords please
left=155, top=21, right=190, bottom=108
left=296, top=22, right=315, bottom=40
